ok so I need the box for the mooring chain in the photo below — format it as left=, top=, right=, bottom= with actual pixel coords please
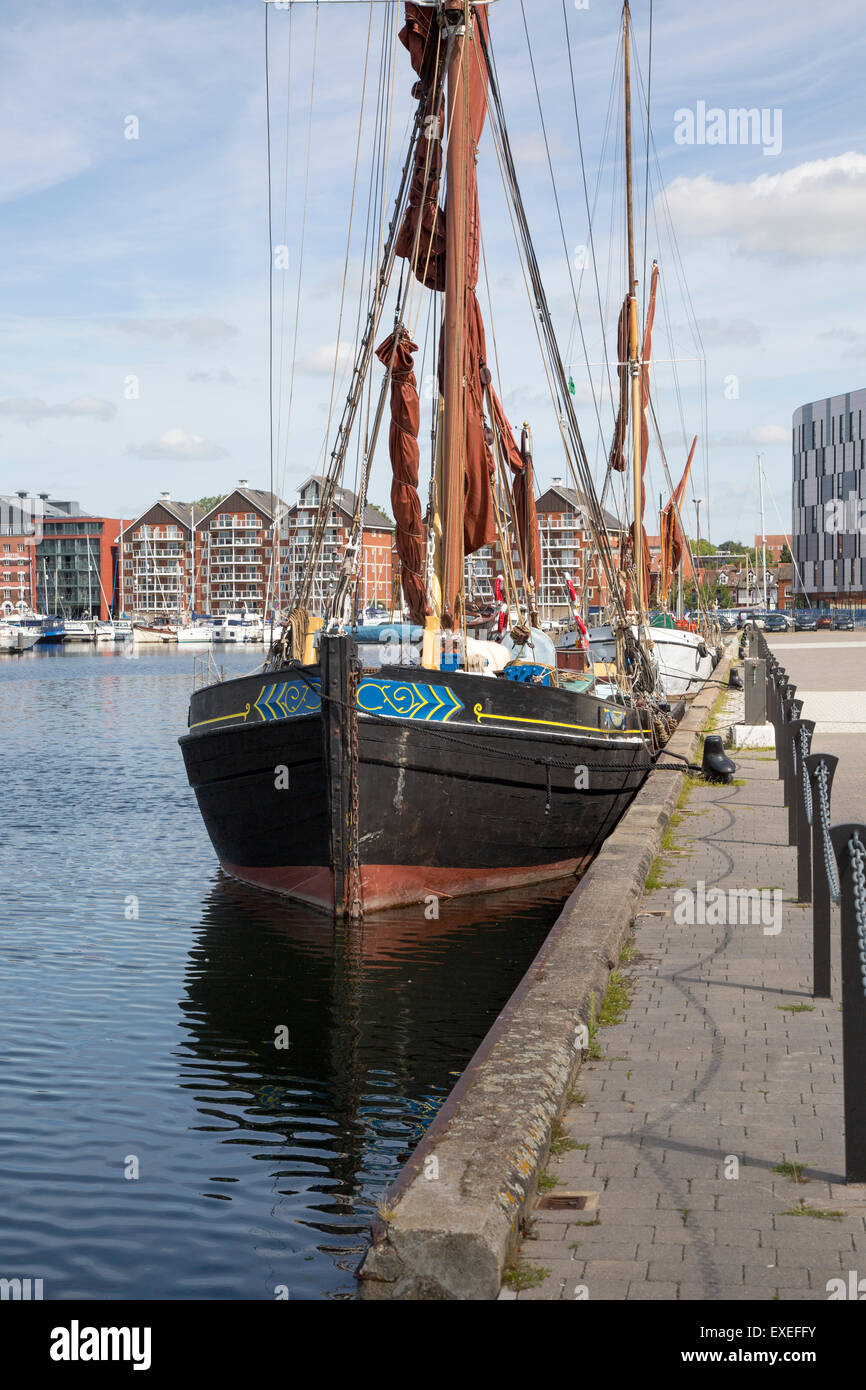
left=816, top=761, right=840, bottom=905
left=801, top=726, right=812, bottom=826
left=347, top=662, right=364, bottom=923
left=849, top=831, right=866, bottom=999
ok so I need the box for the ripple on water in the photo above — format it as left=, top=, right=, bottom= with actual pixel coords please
left=0, top=647, right=566, bottom=1297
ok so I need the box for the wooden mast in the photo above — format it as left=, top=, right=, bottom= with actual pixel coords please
left=623, top=1, right=644, bottom=620
left=440, top=3, right=470, bottom=630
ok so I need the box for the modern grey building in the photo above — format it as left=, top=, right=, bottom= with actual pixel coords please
left=792, top=387, right=866, bottom=602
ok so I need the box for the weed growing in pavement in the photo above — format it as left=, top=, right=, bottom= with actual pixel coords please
left=773, top=1159, right=809, bottom=1183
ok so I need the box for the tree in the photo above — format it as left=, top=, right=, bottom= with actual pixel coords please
left=195, top=495, right=227, bottom=513
left=779, top=543, right=793, bottom=564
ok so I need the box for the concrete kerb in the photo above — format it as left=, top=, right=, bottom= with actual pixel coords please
left=356, top=662, right=731, bottom=1300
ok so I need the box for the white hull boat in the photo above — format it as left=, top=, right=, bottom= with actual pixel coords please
left=0, top=624, right=41, bottom=653
left=649, top=627, right=715, bottom=698
left=176, top=623, right=215, bottom=644
left=132, top=624, right=177, bottom=643
left=62, top=619, right=97, bottom=642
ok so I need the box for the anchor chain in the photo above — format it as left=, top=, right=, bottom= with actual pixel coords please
left=347, top=661, right=364, bottom=922
left=801, top=726, right=812, bottom=826
left=849, top=832, right=866, bottom=999
left=816, top=761, right=840, bottom=905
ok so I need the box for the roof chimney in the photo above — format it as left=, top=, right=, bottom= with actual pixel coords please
left=551, top=476, right=562, bottom=485
left=238, top=478, right=248, bottom=488
left=159, top=491, right=171, bottom=501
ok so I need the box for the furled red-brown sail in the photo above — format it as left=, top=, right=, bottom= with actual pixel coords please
left=375, top=327, right=428, bottom=626
left=617, top=264, right=657, bottom=606
left=635, top=261, right=659, bottom=605
left=393, top=3, right=538, bottom=623
left=608, top=295, right=630, bottom=472
left=513, top=424, right=542, bottom=590
left=659, top=434, right=697, bottom=605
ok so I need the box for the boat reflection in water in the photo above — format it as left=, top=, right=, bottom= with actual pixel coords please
left=178, top=874, right=567, bottom=1298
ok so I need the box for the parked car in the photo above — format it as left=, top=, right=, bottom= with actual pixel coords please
left=834, top=612, right=855, bottom=631
left=817, top=613, right=833, bottom=630
left=763, top=613, right=788, bottom=633
left=793, top=612, right=818, bottom=631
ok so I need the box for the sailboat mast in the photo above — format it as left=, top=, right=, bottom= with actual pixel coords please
left=758, top=452, right=768, bottom=610
left=441, top=6, right=470, bottom=629
left=623, top=2, right=644, bottom=618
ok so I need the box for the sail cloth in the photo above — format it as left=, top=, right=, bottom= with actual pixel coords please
left=616, top=264, right=657, bottom=607
left=375, top=328, right=428, bottom=626
left=635, top=261, right=659, bottom=605
left=393, top=2, right=540, bottom=619
left=608, top=295, right=630, bottom=472
left=514, top=424, right=542, bottom=594
left=659, top=435, right=698, bottom=606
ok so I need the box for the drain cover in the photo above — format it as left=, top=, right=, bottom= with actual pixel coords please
left=536, top=1190, right=598, bottom=1211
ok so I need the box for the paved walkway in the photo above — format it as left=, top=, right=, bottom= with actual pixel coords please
left=504, top=684, right=866, bottom=1300
left=765, top=632, right=866, bottom=821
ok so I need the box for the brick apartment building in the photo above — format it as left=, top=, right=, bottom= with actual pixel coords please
left=119, top=494, right=202, bottom=619
left=0, top=492, right=39, bottom=613
left=118, top=478, right=395, bottom=621
left=194, top=484, right=284, bottom=617
left=754, top=533, right=789, bottom=563
left=283, top=475, right=394, bottom=614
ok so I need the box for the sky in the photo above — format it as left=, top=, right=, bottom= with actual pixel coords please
left=2, top=0, right=865, bottom=547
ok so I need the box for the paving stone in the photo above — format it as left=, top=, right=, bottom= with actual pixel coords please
left=507, top=678, right=859, bottom=1300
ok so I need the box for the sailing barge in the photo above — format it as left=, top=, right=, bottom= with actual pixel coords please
left=181, top=637, right=651, bottom=913
left=181, top=0, right=669, bottom=916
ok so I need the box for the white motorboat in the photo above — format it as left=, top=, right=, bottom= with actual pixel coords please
left=94, top=621, right=116, bottom=642
left=213, top=612, right=264, bottom=643
left=62, top=619, right=97, bottom=642
left=0, top=623, right=41, bottom=653
left=176, top=622, right=216, bottom=645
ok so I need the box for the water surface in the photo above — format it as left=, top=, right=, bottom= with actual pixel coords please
left=0, top=645, right=565, bottom=1298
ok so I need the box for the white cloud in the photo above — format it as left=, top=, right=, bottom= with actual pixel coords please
left=112, top=316, right=239, bottom=345
left=0, top=395, right=116, bottom=424
left=818, top=327, right=866, bottom=360
left=662, top=152, right=866, bottom=258
left=694, top=318, right=764, bottom=348
left=299, top=342, right=356, bottom=376
left=126, top=428, right=228, bottom=461
left=187, top=369, right=238, bottom=384
left=711, top=424, right=789, bottom=447
left=752, top=424, right=789, bottom=444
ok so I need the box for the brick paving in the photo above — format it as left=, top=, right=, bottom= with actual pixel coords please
left=504, top=684, right=866, bottom=1300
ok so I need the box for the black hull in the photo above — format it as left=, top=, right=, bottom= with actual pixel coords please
left=180, top=653, right=652, bottom=914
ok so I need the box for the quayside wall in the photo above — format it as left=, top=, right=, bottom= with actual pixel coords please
left=357, top=662, right=729, bottom=1299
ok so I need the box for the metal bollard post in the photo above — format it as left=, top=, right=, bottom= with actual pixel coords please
left=829, top=824, right=866, bottom=1183
left=786, top=718, right=814, bottom=848
left=806, top=754, right=839, bottom=998
left=744, top=658, right=766, bottom=726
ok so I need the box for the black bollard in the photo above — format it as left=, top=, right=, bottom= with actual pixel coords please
left=806, top=754, right=839, bottom=998
left=829, top=824, right=866, bottom=1183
